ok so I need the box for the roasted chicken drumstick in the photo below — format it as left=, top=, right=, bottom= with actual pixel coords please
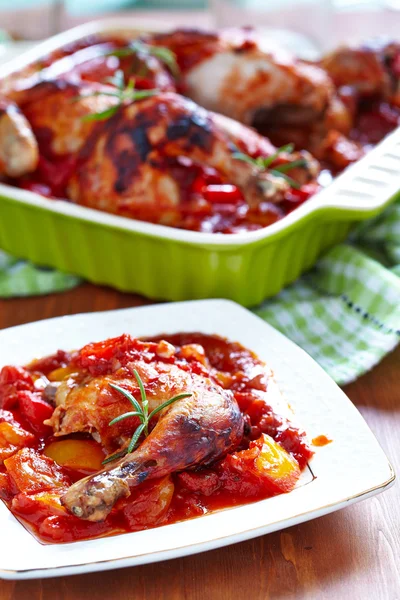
left=67, top=91, right=318, bottom=219
left=46, top=337, right=243, bottom=522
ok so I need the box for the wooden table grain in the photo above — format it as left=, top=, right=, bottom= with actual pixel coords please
left=0, top=284, right=398, bottom=600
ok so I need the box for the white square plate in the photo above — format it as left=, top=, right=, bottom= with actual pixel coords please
left=0, top=300, right=394, bottom=580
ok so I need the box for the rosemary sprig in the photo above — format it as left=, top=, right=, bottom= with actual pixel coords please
left=102, top=369, right=192, bottom=465
left=77, top=69, right=158, bottom=122
left=109, top=40, right=180, bottom=78
left=233, top=144, right=307, bottom=190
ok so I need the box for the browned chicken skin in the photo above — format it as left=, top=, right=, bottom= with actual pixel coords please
left=56, top=347, right=243, bottom=522
left=21, top=80, right=119, bottom=156
left=145, top=28, right=363, bottom=167
left=148, top=28, right=335, bottom=128
left=0, top=101, right=38, bottom=176
left=67, top=91, right=318, bottom=220
left=0, top=78, right=118, bottom=175
left=321, top=39, right=400, bottom=106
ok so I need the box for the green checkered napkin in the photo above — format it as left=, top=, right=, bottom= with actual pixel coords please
left=0, top=253, right=80, bottom=297
left=1, top=201, right=399, bottom=385
left=256, top=201, right=400, bottom=384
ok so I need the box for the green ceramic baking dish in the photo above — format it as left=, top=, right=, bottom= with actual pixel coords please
left=1, top=19, right=400, bottom=307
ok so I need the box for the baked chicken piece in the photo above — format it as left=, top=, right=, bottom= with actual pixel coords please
left=45, top=336, right=244, bottom=521
left=144, top=28, right=357, bottom=168
left=67, top=91, right=318, bottom=221
left=321, top=39, right=400, bottom=106
left=147, top=28, right=335, bottom=129
left=22, top=80, right=120, bottom=156
left=0, top=74, right=319, bottom=221
left=0, top=79, right=118, bottom=177
left=318, top=39, right=400, bottom=166
left=0, top=100, right=38, bottom=177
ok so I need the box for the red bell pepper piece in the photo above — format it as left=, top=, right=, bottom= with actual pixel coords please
left=132, top=76, right=156, bottom=90
left=37, top=155, right=77, bottom=198
left=17, top=391, right=54, bottom=436
left=27, top=349, right=70, bottom=376
left=203, top=184, right=243, bottom=204
left=191, top=174, right=207, bottom=195
left=5, top=448, right=70, bottom=494
left=0, top=472, right=13, bottom=501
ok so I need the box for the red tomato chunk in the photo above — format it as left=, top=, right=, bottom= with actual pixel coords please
left=0, top=366, right=34, bottom=410
left=4, top=448, right=71, bottom=494
left=17, top=391, right=54, bottom=436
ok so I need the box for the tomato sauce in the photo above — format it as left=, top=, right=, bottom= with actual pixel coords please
left=0, top=333, right=313, bottom=544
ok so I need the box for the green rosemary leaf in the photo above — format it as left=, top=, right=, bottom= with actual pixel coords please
left=277, top=143, right=295, bottom=154
left=256, top=157, right=267, bottom=168
left=108, top=47, right=135, bottom=59
left=233, top=145, right=303, bottom=189
left=107, top=372, right=192, bottom=460
left=81, top=106, right=119, bottom=122
left=127, top=88, right=158, bottom=101
left=102, top=449, right=127, bottom=465
left=147, top=44, right=180, bottom=78
left=273, top=158, right=307, bottom=173
left=108, top=41, right=180, bottom=78
left=125, top=77, right=135, bottom=92
left=261, top=144, right=295, bottom=168
left=109, top=382, right=143, bottom=414
left=232, top=152, right=258, bottom=166
left=108, top=411, right=142, bottom=426
left=132, top=367, right=149, bottom=432
left=128, top=422, right=146, bottom=453
left=270, top=169, right=301, bottom=189
left=259, top=154, right=276, bottom=169
left=132, top=369, right=147, bottom=406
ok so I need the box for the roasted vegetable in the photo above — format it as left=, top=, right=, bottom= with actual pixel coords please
left=44, top=439, right=105, bottom=472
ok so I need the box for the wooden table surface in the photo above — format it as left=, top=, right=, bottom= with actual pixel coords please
left=0, top=283, right=398, bottom=600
